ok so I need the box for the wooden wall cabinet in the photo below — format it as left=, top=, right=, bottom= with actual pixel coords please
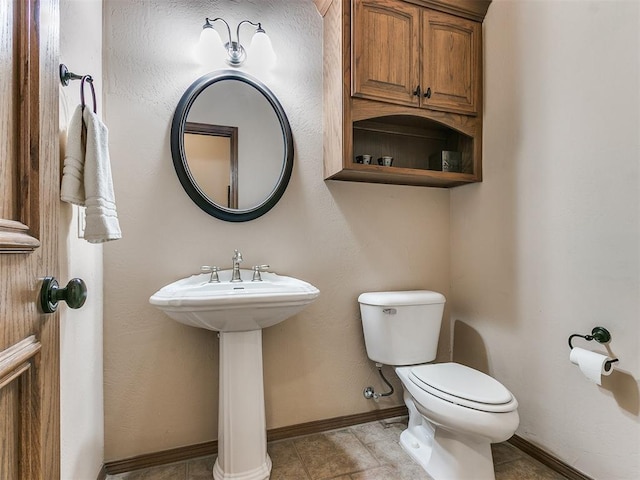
left=352, top=0, right=421, bottom=107
left=320, top=0, right=491, bottom=188
left=422, top=10, right=481, bottom=115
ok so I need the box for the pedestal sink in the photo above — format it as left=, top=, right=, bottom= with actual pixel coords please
left=150, top=268, right=319, bottom=480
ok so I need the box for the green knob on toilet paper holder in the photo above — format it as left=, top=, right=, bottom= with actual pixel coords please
left=568, top=326, right=611, bottom=349
left=568, top=326, right=619, bottom=371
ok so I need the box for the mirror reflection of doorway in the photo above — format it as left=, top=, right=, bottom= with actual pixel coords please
left=184, top=122, right=238, bottom=208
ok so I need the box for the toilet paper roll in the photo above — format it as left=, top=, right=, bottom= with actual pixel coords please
left=569, top=347, right=615, bottom=385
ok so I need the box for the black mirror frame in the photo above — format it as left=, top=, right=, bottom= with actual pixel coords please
left=170, top=70, right=294, bottom=222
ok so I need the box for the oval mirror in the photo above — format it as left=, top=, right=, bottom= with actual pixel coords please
left=170, top=70, right=294, bottom=222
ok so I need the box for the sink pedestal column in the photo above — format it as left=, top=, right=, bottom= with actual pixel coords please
left=213, top=330, right=271, bottom=480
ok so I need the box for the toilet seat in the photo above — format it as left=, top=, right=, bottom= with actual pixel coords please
left=409, top=362, right=518, bottom=413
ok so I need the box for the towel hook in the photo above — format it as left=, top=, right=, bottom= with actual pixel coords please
left=59, top=64, right=82, bottom=86
left=59, top=64, right=97, bottom=113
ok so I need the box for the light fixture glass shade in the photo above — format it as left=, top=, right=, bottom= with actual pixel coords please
left=196, top=26, right=227, bottom=69
left=248, top=30, right=276, bottom=70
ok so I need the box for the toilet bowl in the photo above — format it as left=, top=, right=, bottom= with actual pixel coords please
left=358, top=291, right=519, bottom=480
left=397, top=363, right=519, bottom=480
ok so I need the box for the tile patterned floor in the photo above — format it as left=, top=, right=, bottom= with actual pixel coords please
left=107, top=417, right=568, bottom=480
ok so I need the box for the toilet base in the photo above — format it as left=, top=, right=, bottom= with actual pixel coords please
left=400, top=393, right=496, bottom=480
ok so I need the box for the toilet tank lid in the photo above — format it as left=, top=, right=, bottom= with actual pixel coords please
left=358, top=290, right=446, bottom=306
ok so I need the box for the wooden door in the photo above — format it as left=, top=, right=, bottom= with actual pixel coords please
left=0, top=0, right=60, bottom=478
left=352, top=0, right=420, bottom=106
left=422, top=9, right=480, bottom=115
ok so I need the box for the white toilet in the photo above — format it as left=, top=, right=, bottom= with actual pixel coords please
left=358, top=291, right=519, bottom=480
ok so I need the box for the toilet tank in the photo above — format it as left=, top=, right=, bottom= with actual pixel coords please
left=358, top=291, right=446, bottom=366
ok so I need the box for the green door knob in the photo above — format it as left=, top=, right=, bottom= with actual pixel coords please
left=40, top=277, right=88, bottom=313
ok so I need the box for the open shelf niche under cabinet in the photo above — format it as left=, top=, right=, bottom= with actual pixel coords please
left=351, top=115, right=476, bottom=187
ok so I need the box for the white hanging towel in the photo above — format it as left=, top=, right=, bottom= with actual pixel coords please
left=60, top=106, right=85, bottom=205
left=61, top=105, right=122, bottom=243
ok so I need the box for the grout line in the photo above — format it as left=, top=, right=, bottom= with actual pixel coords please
left=352, top=422, right=386, bottom=470
left=289, top=437, right=314, bottom=480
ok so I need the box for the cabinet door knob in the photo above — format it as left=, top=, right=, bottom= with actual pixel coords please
left=424, top=87, right=432, bottom=99
left=413, top=85, right=421, bottom=97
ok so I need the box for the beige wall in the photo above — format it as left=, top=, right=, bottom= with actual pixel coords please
left=102, top=0, right=451, bottom=460
left=451, top=1, right=639, bottom=479
left=59, top=0, right=104, bottom=478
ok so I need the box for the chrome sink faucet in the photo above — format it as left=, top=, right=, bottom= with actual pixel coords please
left=231, top=249, right=243, bottom=282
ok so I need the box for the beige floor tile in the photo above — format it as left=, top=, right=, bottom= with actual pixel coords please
left=350, top=420, right=401, bottom=445
left=350, top=462, right=432, bottom=480
left=270, top=459, right=311, bottom=480
left=396, top=461, right=434, bottom=480
left=269, top=440, right=301, bottom=466
left=186, top=455, right=216, bottom=479
left=364, top=438, right=406, bottom=467
left=365, top=440, right=431, bottom=479
left=109, top=463, right=186, bottom=480
left=350, top=465, right=398, bottom=480
left=492, top=442, right=524, bottom=465
left=495, top=457, right=568, bottom=480
left=106, top=420, right=568, bottom=480
left=379, top=416, right=409, bottom=435
left=293, top=429, right=380, bottom=479
left=269, top=439, right=311, bottom=480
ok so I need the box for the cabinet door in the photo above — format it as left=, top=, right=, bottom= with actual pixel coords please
left=422, top=10, right=480, bottom=115
left=352, top=0, right=420, bottom=106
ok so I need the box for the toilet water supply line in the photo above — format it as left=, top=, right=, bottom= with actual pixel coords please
left=363, top=363, right=394, bottom=400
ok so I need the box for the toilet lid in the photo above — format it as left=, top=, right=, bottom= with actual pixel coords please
left=358, top=290, right=445, bottom=306
left=409, top=363, right=517, bottom=413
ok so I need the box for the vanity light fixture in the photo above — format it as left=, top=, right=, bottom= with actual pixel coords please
left=198, top=17, right=276, bottom=69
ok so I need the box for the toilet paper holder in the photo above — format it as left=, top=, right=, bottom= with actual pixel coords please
left=568, top=326, right=619, bottom=370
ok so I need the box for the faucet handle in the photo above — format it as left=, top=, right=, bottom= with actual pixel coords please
left=251, top=265, right=270, bottom=282
left=201, top=265, right=220, bottom=283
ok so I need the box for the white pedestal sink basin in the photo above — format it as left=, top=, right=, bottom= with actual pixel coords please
left=150, top=268, right=319, bottom=480
left=149, top=268, right=319, bottom=332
